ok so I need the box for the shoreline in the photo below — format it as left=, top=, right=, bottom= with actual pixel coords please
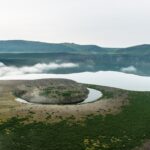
left=0, top=71, right=150, bottom=91
left=15, top=88, right=103, bottom=105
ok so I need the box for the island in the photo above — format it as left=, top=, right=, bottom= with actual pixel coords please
left=12, top=79, right=89, bottom=104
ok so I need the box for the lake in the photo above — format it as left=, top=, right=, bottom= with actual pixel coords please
left=1, top=71, right=150, bottom=91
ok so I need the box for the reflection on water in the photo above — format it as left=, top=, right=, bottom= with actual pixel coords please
left=82, top=88, right=102, bottom=104
left=1, top=71, right=150, bottom=91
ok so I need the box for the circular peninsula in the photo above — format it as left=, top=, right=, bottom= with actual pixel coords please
left=13, top=79, right=89, bottom=104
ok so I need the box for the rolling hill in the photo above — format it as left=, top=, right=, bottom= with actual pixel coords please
left=0, top=40, right=150, bottom=75
left=0, top=40, right=109, bottom=54
left=117, top=44, right=150, bottom=55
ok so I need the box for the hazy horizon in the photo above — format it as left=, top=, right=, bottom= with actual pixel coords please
left=0, top=0, right=150, bottom=48
left=0, top=39, right=149, bottom=49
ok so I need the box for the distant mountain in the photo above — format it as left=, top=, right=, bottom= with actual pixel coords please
left=0, top=40, right=150, bottom=76
left=61, top=43, right=106, bottom=53
left=0, top=40, right=150, bottom=55
left=0, top=40, right=76, bottom=53
left=0, top=40, right=110, bottom=54
left=117, top=44, right=150, bottom=55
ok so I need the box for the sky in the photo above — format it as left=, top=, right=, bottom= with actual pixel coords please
left=0, top=0, right=150, bottom=47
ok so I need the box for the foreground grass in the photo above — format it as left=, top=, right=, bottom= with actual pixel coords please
left=0, top=86, right=150, bottom=150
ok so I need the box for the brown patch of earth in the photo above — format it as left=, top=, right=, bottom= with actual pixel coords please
left=0, top=79, right=129, bottom=123
left=133, top=140, right=150, bottom=150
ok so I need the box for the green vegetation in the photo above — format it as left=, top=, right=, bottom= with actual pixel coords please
left=101, top=90, right=114, bottom=98
left=40, top=87, right=73, bottom=97
left=40, top=86, right=82, bottom=98
left=87, top=84, right=118, bottom=99
left=13, top=90, right=27, bottom=97
left=0, top=85, right=150, bottom=150
left=62, top=91, right=72, bottom=97
left=40, top=87, right=53, bottom=96
left=41, top=88, right=73, bottom=97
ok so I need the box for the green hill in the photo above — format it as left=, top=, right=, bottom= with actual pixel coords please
left=0, top=40, right=108, bottom=54
left=0, top=40, right=150, bottom=75
left=117, top=44, right=150, bottom=55
left=0, top=40, right=150, bottom=55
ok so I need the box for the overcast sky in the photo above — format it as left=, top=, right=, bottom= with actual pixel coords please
left=0, top=0, right=150, bottom=47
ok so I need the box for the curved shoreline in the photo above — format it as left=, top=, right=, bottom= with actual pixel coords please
left=81, top=88, right=102, bottom=104
left=2, top=71, right=150, bottom=91
left=1, top=84, right=128, bottom=122
left=15, top=88, right=103, bottom=105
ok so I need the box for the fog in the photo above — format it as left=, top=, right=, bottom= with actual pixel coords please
left=0, top=0, right=150, bottom=47
left=0, top=62, right=78, bottom=76
left=120, top=66, right=137, bottom=73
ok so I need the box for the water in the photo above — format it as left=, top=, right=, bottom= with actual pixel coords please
left=1, top=71, right=150, bottom=91
left=82, top=88, right=103, bottom=103
left=15, top=88, right=103, bottom=104
left=16, top=98, right=30, bottom=104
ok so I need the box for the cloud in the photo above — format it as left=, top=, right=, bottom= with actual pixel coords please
left=0, top=62, right=78, bottom=76
left=121, top=66, right=137, bottom=73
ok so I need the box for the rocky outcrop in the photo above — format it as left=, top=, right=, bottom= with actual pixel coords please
left=13, top=79, right=88, bottom=104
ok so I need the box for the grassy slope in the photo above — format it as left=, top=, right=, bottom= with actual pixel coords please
left=0, top=85, right=150, bottom=150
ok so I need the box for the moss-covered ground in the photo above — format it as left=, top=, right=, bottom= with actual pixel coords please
left=0, top=85, right=150, bottom=150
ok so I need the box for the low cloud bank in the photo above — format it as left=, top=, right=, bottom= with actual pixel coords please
left=121, top=66, right=137, bottom=73
left=0, top=62, right=78, bottom=76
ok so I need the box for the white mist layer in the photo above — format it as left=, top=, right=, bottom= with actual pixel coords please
left=121, top=66, right=137, bottom=73
left=0, top=62, right=78, bottom=76
left=0, top=71, right=150, bottom=91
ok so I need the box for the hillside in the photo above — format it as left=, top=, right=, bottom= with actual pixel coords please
left=0, top=40, right=108, bottom=54
left=0, top=40, right=150, bottom=55
left=0, top=40, right=150, bottom=75
left=117, top=44, right=150, bottom=55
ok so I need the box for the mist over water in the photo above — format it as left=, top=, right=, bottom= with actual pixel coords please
left=120, top=66, right=137, bottom=73
left=0, top=71, right=150, bottom=91
left=0, top=62, right=78, bottom=76
left=0, top=61, right=150, bottom=91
